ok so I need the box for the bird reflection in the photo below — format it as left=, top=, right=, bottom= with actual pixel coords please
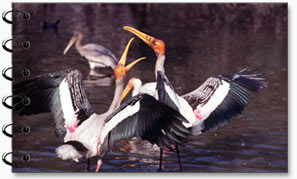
left=117, top=138, right=170, bottom=169
left=83, top=74, right=115, bottom=87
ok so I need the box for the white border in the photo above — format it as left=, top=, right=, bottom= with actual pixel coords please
left=0, top=0, right=294, bottom=179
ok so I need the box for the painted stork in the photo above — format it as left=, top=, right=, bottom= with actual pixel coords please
left=63, top=31, right=118, bottom=71
left=13, top=38, right=191, bottom=172
left=123, top=26, right=267, bottom=171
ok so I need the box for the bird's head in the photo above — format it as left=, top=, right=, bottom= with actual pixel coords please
left=63, top=31, right=83, bottom=55
left=121, top=77, right=142, bottom=101
left=73, top=31, right=83, bottom=40
left=114, top=38, right=146, bottom=80
left=123, top=26, right=165, bottom=57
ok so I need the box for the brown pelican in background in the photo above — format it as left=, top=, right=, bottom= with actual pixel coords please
left=123, top=26, right=267, bottom=171
left=13, top=38, right=190, bottom=172
left=63, top=31, right=119, bottom=72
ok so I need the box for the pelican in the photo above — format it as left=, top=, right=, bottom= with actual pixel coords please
left=63, top=31, right=118, bottom=70
left=13, top=38, right=190, bottom=172
left=123, top=26, right=267, bottom=171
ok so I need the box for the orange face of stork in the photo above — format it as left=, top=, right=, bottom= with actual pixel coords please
left=123, top=26, right=165, bottom=56
left=114, top=37, right=146, bottom=80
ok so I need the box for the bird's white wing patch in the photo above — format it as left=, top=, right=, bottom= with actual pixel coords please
left=59, top=79, right=76, bottom=140
left=177, top=96, right=196, bottom=128
left=101, top=101, right=140, bottom=142
left=164, top=83, right=180, bottom=108
left=197, top=80, right=230, bottom=121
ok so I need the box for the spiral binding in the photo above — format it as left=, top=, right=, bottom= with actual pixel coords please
left=2, top=94, right=31, bottom=110
left=2, top=9, right=30, bottom=24
left=2, top=152, right=31, bottom=167
left=2, top=9, right=31, bottom=166
left=2, top=65, right=30, bottom=81
left=2, top=122, right=30, bottom=138
left=2, top=37, right=30, bottom=53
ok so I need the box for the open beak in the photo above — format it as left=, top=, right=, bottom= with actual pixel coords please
left=114, top=38, right=146, bottom=79
left=63, top=37, right=76, bottom=55
left=118, top=37, right=135, bottom=66
left=123, top=26, right=155, bottom=48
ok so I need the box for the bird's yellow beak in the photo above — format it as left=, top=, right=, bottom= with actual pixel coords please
left=63, top=37, right=76, bottom=55
left=121, top=77, right=136, bottom=101
left=123, top=26, right=165, bottom=56
left=123, top=26, right=154, bottom=48
left=114, top=38, right=146, bottom=79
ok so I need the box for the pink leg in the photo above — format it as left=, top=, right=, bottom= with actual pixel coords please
left=95, top=159, right=102, bottom=172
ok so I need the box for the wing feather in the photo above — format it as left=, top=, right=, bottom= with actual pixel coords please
left=156, top=71, right=180, bottom=111
left=13, top=69, right=94, bottom=138
left=183, top=68, right=267, bottom=132
left=101, top=94, right=191, bottom=152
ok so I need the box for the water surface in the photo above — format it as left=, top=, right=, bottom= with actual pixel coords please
left=12, top=3, right=287, bottom=172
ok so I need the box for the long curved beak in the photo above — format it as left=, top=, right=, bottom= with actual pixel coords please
left=125, top=57, right=146, bottom=72
left=123, top=26, right=155, bottom=47
left=121, top=82, right=134, bottom=101
left=63, top=37, right=76, bottom=55
left=118, top=37, right=146, bottom=72
left=114, top=38, right=146, bottom=79
left=118, top=37, right=135, bottom=66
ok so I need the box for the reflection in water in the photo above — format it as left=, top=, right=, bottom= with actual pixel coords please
left=12, top=3, right=287, bottom=172
left=83, top=74, right=115, bottom=87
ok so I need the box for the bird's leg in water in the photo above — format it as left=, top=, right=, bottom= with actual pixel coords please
left=175, top=143, right=183, bottom=172
left=95, top=159, right=102, bottom=172
left=158, top=149, right=163, bottom=172
left=87, top=159, right=91, bottom=172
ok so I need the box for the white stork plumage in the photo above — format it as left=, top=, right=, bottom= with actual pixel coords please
left=123, top=26, right=267, bottom=171
left=13, top=38, right=191, bottom=172
left=63, top=31, right=118, bottom=71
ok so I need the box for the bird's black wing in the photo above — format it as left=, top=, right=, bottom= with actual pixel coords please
left=13, top=69, right=94, bottom=138
left=182, top=68, right=267, bottom=132
left=156, top=71, right=180, bottom=111
left=101, top=93, right=191, bottom=153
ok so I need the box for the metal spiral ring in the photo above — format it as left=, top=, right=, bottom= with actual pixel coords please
left=2, top=10, right=30, bottom=24
left=2, top=152, right=12, bottom=166
left=2, top=66, right=30, bottom=81
left=2, top=37, right=30, bottom=53
left=2, top=124, right=14, bottom=138
left=2, top=94, right=30, bottom=110
left=2, top=152, right=31, bottom=166
left=2, top=123, right=31, bottom=138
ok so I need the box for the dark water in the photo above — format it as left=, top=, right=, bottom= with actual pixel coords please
left=11, top=3, right=287, bottom=172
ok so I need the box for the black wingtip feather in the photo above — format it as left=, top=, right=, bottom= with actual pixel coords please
left=221, top=68, right=268, bottom=92
left=201, top=79, right=259, bottom=131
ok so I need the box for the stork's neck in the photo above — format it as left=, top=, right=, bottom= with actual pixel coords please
left=107, top=78, right=124, bottom=113
left=154, top=54, right=165, bottom=79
